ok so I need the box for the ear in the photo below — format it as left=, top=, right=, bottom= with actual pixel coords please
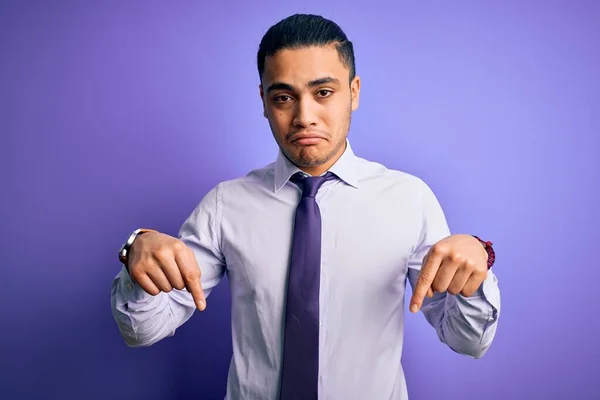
left=259, top=84, right=267, bottom=118
left=350, top=76, right=361, bottom=111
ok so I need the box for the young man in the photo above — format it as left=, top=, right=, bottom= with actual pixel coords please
left=111, top=13, right=500, bottom=400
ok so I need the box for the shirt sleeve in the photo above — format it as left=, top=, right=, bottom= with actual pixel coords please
left=110, top=184, right=227, bottom=347
left=406, top=179, right=501, bottom=358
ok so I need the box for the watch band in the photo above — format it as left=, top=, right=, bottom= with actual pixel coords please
left=118, top=228, right=157, bottom=269
left=472, top=235, right=495, bottom=269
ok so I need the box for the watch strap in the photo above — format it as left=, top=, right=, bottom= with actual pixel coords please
left=472, top=235, right=495, bottom=269
left=119, top=228, right=157, bottom=269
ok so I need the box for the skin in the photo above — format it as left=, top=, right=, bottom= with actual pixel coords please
left=126, top=44, right=490, bottom=315
left=410, top=234, right=489, bottom=313
left=259, top=45, right=360, bottom=176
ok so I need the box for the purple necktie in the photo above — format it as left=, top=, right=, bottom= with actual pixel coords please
left=279, top=171, right=337, bottom=400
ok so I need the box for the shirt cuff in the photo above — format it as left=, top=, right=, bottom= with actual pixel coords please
left=480, top=270, right=500, bottom=319
left=451, top=270, right=500, bottom=324
left=117, top=266, right=154, bottom=303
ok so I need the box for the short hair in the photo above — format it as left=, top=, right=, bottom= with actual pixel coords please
left=257, top=14, right=356, bottom=82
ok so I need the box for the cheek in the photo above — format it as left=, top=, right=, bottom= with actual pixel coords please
left=266, top=110, right=289, bottom=134
left=275, top=108, right=291, bottom=122
left=323, top=103, right=347, bottom=129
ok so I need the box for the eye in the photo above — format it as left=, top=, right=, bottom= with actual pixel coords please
left=274, top=95, right=293, bottom=103
left=316, top=89, right=333, bottom=98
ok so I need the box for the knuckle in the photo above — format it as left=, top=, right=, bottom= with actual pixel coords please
left=171, top=240, right=186, bottom=253
left=464, top=259, right=476, bottom=270
left=130, top=267, right=146, bottom=281
left=184, top=270, right=200, bottom=283
left=154, top=247, right=172, bottom=261
left=430, top=245, right=442, bottom=256
left=431, top=244, right=448, bottom=256
left=472, top=271, right=486, bottom=282
left=417, top=273, right=431, bottom=286
left=447, top=286, right=460, bottom=295
left=450, top=252, right=464, bottom=263
left=147, top=286, right=160, bottom=296
left=172, top=281, right=186, bottom=290
left=431, top=282, right=444, bottom=293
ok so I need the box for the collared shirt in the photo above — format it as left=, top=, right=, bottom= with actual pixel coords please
left=111, top=139, right=501, bottom=400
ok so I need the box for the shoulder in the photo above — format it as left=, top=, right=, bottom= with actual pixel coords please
left=213, top=161, right=275, bottom=194
left=187, top=161, right=275, bottom=219
left=356, top=155, right=429, bottom=193
left=358, top=157, right=447, bottom=226
left=193, top=161, right=276, bottom=213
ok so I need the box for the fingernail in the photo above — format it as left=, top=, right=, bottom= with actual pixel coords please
left=198, top=300, right=206, bottom=311
left=410, top=304, right=418, bottom=313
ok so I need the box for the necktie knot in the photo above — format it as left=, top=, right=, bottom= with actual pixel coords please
left=291, top=171, right=337, bottom=198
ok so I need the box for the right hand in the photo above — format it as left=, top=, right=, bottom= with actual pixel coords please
left=127, top=231, right=206, bottom=311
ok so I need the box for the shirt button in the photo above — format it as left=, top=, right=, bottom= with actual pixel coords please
left=126, top=282, right=133, bottom=291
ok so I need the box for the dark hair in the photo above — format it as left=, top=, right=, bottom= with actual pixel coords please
left=257, top=14, right=356, bottom=82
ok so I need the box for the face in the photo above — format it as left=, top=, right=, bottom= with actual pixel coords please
left=259, top=45, right=360, bottom=176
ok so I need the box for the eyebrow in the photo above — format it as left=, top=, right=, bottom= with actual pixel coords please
left=265, top=76, right=341, bottom=93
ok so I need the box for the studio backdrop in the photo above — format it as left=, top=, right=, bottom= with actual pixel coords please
left=2, top=1, right=598, bottom=399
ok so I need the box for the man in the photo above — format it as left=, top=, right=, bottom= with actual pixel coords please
left=111, top=13, right=500, bottom=400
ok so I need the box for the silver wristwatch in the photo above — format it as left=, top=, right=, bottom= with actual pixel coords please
left=118, top=228, right=156, bottom=267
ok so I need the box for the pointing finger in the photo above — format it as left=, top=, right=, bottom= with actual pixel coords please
left=175, top=247, right=206, bottom=311
left=410, top=251, right=442, bottom=313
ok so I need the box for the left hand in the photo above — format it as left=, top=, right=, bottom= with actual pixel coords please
left=410, top=234, right=489, bottom=313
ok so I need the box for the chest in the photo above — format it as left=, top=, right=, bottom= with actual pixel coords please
left=219, top=182, right=421, bottom=302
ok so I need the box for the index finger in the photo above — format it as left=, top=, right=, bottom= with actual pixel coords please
left=175, top=248, right=206, bottom=311
left=410, top=251, right=442, bottom=313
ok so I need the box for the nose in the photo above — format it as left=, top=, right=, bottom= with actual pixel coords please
left=292, top=97, right=318, bottom=128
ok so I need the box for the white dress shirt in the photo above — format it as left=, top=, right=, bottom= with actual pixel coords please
left=111, top=139, right=501, bottom=399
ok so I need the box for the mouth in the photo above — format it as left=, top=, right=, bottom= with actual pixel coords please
left=289, top=132, right=327, bottom=146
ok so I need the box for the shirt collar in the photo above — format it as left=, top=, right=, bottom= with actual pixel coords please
left=273, top=139, right=361, bottom=192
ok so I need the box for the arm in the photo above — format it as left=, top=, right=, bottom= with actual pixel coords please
left=406, top=180, right=501, bottom=359
left=110, top=185, right=226, bottom=347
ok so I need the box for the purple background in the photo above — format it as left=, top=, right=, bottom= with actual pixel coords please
left=2, top=1, right=599, bottom=399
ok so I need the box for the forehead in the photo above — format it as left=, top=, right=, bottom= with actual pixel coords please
left=262, top=45, right=349, bottom=85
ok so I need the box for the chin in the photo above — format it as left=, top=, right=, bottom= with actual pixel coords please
left=294, top=150, right=331, bottom=168
left=289, top=139, right=344, bottom=166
